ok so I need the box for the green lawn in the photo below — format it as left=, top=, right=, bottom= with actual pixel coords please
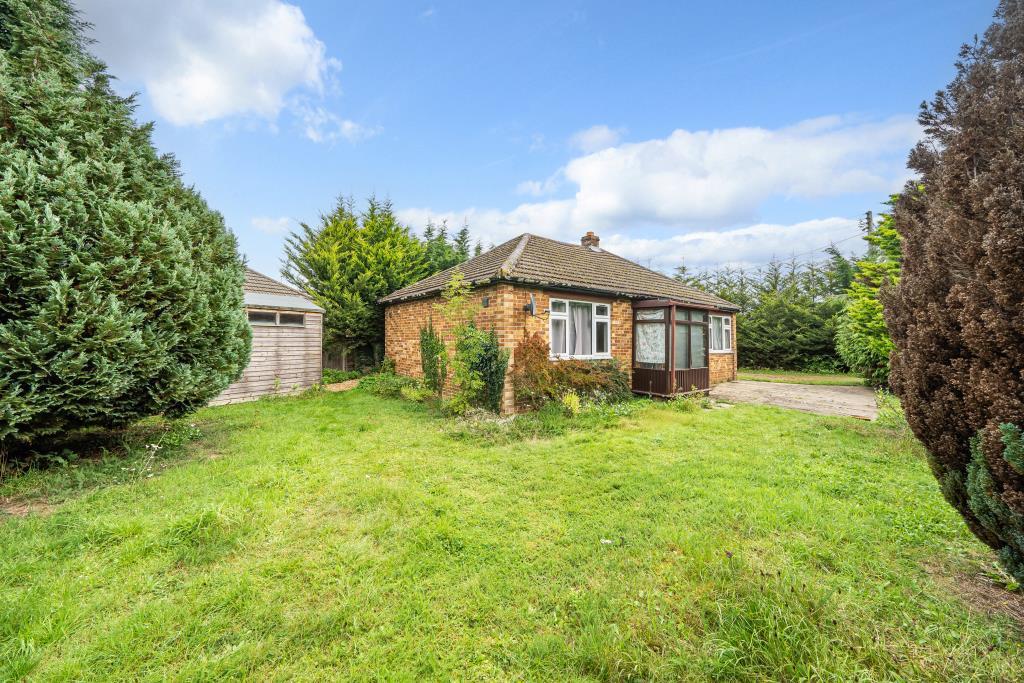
left=2, top=390, right=1021, bottom=680
left=738, top=368, right=865, bottom=386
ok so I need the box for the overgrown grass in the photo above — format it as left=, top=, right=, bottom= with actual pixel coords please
left=738, top=367, right=865, bottom=386
left=2, top=388, right=1021, bottom=680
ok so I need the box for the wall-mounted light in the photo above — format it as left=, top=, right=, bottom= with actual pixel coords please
left=482, top=296, right=490, bottom=308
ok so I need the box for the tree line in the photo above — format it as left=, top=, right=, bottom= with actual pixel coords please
left=281, top=198, right=485, bottom=367
left=673, top=214, right=899, bottom=381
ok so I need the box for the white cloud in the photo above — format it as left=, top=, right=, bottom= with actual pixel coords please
left=515, top=170, right=564, bottom=197
left=400, top=115, right=918, bottom=270
left=564, top=115, right=919, bottom=229
left=251, top=216, right=293, bottom=235
left=399, top=207, right=859, bottom=272
left=292, top=100, right=381, bottom=143
left=78, top=0, right=372, bottom=138
left=600, top=218, right=862, bottom=271
left=569, top=124, right=624, bottom=153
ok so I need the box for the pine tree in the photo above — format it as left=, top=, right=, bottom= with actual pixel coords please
left=454, top=223, right=471, bottom=259
left=886, top=1, right=1024, bottom=581
left=0, top=0, right=250, bottom=454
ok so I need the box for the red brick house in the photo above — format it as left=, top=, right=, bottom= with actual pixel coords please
left=381, top=232, right=738, bottom=413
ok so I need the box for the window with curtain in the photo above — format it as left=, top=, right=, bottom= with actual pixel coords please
left=549, top=298, right=611, bottom=358
left=710, top=314, right=732, bottom=352
left=634, top=308, right=666, bottom=369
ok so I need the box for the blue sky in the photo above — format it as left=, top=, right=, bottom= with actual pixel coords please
left=77, top=1, right=995, bottom=277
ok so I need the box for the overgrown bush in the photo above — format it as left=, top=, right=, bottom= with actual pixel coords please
left=0, top=0, right=250, bottom=458
left=466, top=327, right=510, bottom=413
left=419, top=321, right=448, bottom=396
left=435, top=273, right=509, bottom=413
left=360, top=371, right=417, bottom=398
left=445, top=397, right=652, bottom=445
left=399, top=384, right=433, bottom=403
left=874, top=390, right=910, bottom=434
left=886, top=1, right=1024, bottom=582
left=322, top=369, right=361, bottom=384
left=512, top=332, right=632, bottom=408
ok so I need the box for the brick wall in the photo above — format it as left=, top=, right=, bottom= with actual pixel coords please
left=382, top=284, right=502, bottom=378
left=383, top=283, right=631, bottom=413
left=709, top=312, right=737, bottom=385
left=384, top=285, right=735, bottom=410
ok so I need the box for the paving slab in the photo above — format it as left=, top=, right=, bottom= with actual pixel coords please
left=709, top=380, right=877, bottom=420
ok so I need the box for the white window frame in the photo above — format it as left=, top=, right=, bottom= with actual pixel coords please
left=549, top=298, right=612, bottom=360
left=709, top=314, right=732, bottom=353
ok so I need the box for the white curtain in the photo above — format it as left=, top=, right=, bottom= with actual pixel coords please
left=636, top=323, right=665, bottom=364
left=569, top=302, right=592, bottom=355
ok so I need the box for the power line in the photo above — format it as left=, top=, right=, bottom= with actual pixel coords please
left=782, top=232, right=864, bottom=261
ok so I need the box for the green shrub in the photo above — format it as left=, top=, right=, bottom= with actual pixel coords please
left=512, top=332, right=632, bottom=408
left=434, top=273, right=509, bottom=413
left=836, top=208, right=901, bottom=387
left=445, top=398, right=652, bottom=445
left=400, top=384, right=433, bottom=403
left=322, top=369, right=361, bottom=384
left=874, top=390, right=909, bottom=432
left=560, top=391, right=582, bottom=416
left=670, top=395, right=699, bottom=413
left=0, top=0, right=250, bottom=456
left=419, top=321, right=448, bottom=396
left=466, top=327, right=510, bottom=413
left=360, top=372, right=416, bottom=398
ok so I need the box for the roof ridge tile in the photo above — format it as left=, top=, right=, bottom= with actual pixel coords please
left=498, top=233, right=530, bottom=277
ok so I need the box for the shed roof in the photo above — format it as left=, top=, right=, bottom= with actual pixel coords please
left=243, top=268, right=323, bottom=312
left=379, top=233, right=739, bottom=311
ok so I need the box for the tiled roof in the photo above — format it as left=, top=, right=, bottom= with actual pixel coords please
left=380, top=234, right=739, bottom=311
left=243, top=268, right=306, bottom=297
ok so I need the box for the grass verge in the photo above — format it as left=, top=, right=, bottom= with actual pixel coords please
left=738, top=368, right=865, bottom=386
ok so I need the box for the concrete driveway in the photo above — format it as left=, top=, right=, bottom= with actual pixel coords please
left=709, top=380, right=877, bottom=420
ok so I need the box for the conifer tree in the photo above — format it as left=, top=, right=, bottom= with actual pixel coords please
left=836, top=203, right=901, bottom=386
left=886, top=1, right=1024, bottom=580
left=282, top=198, right=427, bottom=361
left=0, top=0, right=250, bottom=453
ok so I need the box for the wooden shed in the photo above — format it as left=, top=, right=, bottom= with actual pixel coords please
left=210, top=268, right=324, bottom=405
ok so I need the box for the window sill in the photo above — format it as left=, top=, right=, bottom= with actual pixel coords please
left=549, top=354, right=613, bottom=361
left=709, top=349, right=734, bottom=354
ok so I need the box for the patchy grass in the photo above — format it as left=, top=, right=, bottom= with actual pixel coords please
left=2, top=389, right=1022, bottom=680
left=738, top=367, right=865, bottom=386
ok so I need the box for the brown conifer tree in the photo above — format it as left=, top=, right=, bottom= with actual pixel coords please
left=886, top=1, right=1024, bottom=579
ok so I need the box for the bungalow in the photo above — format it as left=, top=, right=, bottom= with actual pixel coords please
left=381, top=232, right=738, bottom=413
left=210, top=268, right=324, bottom=405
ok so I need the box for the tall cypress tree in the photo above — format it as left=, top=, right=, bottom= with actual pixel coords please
left=0, top=0, right=250, bottom=453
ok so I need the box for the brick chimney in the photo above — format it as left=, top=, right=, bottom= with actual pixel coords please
left=580, top=231, right=600, bottom=248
